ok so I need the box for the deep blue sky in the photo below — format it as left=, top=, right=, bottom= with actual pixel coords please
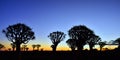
left=0, top=0, right=120, bottom=50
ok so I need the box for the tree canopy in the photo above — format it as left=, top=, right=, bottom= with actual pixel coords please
left=68, top=25, right=94, bottom=51
left=98, top=41, right=106, bottom=51
left=2, top=23, right=35, bottom=52
left=48, top=31, right=66, bottom=51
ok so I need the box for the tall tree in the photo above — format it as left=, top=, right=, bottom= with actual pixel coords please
left=115, top=38, right=120, bottom=48
left=10, top=43, right=16, bottom=51
left=98, top=41, right=106, bottom=51
left=2, top=23, right=35, bottom=52
left=36, top=44, right=41, bottom=51
left=0, top=43, right=5, bottom=50
left=48, top=31, right=66, bottom=51
left=87, top=35, right=101, bottom=50
left=68, top=25, right=94, bottom=51
left=66, top=39, right=77, bottom=51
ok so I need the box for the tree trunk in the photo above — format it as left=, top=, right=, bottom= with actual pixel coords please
left=77, top=45, right=83, bottom=51
left=52, top=44, right=58, bottom=52
left=90, top=46, right=92, bottom=51
left=100, top=47, right=102, bottom=51
left=13, top=48, right=15, bottom=51
left=89, top=45, right=93, bottom=51
left=76, top=40, right=85, bottom=52
left=52, top=46, right=57, bottom=52
left=16, top=43, right=20, bottom=52
left=15, top=43, right=21, bottom=60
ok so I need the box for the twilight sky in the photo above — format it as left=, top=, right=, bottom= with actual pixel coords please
left=0, top=0, right=120, bottom=50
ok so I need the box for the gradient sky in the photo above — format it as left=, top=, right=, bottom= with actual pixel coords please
left=0, top=0, right=120, bottom=51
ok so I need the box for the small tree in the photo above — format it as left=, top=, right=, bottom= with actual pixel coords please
left=10, top=43, right=16, bottom=51
left=32, top=44, right=36, bottom=51
left=87, top=35, right=101, bottom=50
left=26, top=47, right=29, bottom=51
left=36, top=44, right=41, bottom=51
left=66, top=39, right=77, bottom=51
left=22, top=44, right=27, bottom=51
left=48, top=31, right=66, bottom=51
left=8, top=48, right=11, bottom=51
left=0, top=43, right=5, bottom=50
left=98, top=41, right=106, bottom=51
left=2, top=23, right=35, bottom=52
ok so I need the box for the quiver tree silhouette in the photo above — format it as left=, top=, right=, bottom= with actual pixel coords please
left=87, top=35, right=101, bottom=50
left=10, top=43, right=16, bottom=51
left=0, top=43, right=5, bottom=50
left=68, top=25, right=94, bottom=51
left=26, top=47, right=29, bottom=51
left=98, top=41, right=106, bottom=51
left=115, top=38, right=120, bottom=48
left=48, top=31, right=66, bottom=51
left=2, top=23, right=35, bottom=52
left=66, top=39, right=77, bottom=51
left=36, top=44, right=41, bottom=51
left=22, top=44, right=27, bottom=51
left=32, top=44, right=36, bottom=51
left=8, top=48, right=11, bottom=51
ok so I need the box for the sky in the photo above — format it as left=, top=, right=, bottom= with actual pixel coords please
left=0, top=0, right=120, bottom=51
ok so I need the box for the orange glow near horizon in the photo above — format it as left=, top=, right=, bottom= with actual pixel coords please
left=0, top=39, right=118, bottom=51
left=1, top=43, right=118, bottom=51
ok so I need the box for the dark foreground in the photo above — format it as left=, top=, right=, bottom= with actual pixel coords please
left=0, top=50, right=120, bottom=60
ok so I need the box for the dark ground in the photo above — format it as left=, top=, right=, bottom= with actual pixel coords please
left=0, top=49, right=120, bottom=60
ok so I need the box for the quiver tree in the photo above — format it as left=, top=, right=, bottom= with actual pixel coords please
left=36, top=44, right=41, bottom=51
left=32, top=44, right=36, bottom=51
left=0, top=43, right=5, bottom=50
left=26, top=47, right=29, bottom=51
left=66, top=39, right=77, bottom=51
left=2, top=23, right=35, bottom=52
left=98, top=41, right=106, bottom=51
left=48, top=31, right=66, bottom=51
left=22, top=44, right=27, bottom=51
left=87, top=35, right=101, bottom=50
left=68, top=25, right=94, bottom=51
left=10, top=43, right=16, bottom=51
